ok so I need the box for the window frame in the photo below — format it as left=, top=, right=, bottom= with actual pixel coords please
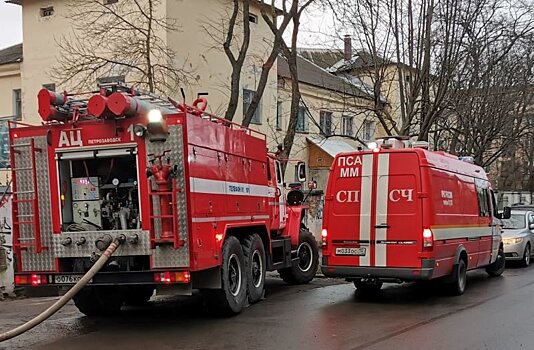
left=341, top=115, right=354, bottom=137
left=296, top=105, right=308, bottom=133
left=276, top=101, right=282, bottom=130
left=242, top=89, right=262, bottom=125
left=40, top=6, right=54, bottom=17
left=319, top=110, right=332, bottom=136
left=12, top=89, right=21, bottom=121
left=249, top=13, right=258, bottom=24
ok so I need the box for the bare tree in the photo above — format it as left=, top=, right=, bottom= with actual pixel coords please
left=51, top=0, right=193, bottom=94
left=261, top=0, right=317, bottom=164
left=324, top=0, right=534, bottom=142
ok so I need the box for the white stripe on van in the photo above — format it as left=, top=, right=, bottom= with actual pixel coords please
left=375, top=154, right=390, bottom=267
left=359, top=154, right=373, bottom=267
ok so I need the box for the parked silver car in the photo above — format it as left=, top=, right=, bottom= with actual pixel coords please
left=502, top=210, right=534, bottom=267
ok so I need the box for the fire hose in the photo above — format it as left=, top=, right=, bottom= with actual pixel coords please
left=0, top=234, right=125, bottom=342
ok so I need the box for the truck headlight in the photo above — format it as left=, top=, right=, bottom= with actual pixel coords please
left=148, top=109, right=163, bottom=123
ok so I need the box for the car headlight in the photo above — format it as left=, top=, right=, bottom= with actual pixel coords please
left=503, top=237, right=523, bottom=245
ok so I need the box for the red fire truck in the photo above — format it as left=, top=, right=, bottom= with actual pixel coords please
left=321, top=137, right=509, bottom=295
left=9, top=84, right=318, bottom=315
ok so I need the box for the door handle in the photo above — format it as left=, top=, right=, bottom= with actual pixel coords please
left=375, top=224, right=390, bottom=229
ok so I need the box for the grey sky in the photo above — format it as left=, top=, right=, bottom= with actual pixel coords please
left=0, top=2, right=22, bottom=50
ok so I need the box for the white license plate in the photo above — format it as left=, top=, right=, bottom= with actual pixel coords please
left=54, top=275, right=85, bottom=284
left=335, top=247, right=366, bottom=256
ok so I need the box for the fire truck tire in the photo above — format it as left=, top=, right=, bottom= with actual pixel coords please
left=243, top=234, right=266, bottom=304
left=278, top=229, right=319, bottom=285
left=447, top=259, right=467, bottom=295
left=205, top=236, right=247, bottom=316
left=486, top=247, right=505, bottom=277
left=124, top=286, right=155, bottom=306
left=73, top=287, right=124, bottom=316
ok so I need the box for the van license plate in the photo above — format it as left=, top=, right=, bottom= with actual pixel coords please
left=54, top=275, right=85, bottom=284
left=335, top=247, right=366, bottom=256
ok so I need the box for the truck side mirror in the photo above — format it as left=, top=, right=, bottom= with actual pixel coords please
left=499, top=206, right=511, bottom=220
left=296, top=162, right=306, bottom=182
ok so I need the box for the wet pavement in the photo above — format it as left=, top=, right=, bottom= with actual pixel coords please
left=1, top=265, right=534, bottom=350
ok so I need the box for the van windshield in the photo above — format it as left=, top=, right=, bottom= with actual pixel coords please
left=502, top=214, right=526, bottom=229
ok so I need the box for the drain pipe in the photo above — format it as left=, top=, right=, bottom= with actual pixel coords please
left=0, top=234, right=125, bottom=342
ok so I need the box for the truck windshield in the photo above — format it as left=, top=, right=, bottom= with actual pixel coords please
left=502, top=214, right=526, bottom=229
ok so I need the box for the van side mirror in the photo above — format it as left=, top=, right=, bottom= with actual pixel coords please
left=498, top=206, right=511, bottom=220
left=296, top=162, right=306, bottom=182
left=529, top=223, right=534, bottom=230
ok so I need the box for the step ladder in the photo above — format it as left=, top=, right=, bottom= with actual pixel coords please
left=10, top=138, right=47, bottom=253
left=148, top=180, right=184, bottom=249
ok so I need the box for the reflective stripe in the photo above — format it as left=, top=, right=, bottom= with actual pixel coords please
left=359, top=154, right=373, bottom=266
left=190, top=177, right=275, bottom=197
left=192, top=215, right=270, bottom=223
left=375, top=154, right=390, bottom=267
left=432, top=226, right=493, bottom=240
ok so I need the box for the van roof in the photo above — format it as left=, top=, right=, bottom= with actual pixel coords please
left=334, top=148, right=488, bottom=180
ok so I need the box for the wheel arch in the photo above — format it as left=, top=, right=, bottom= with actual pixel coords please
left=454, top=245, right=468, bottom=267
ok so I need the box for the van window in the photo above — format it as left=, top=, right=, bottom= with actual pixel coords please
left=476, top=181, right=490, bottom=217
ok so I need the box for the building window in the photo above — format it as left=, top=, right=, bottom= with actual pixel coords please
left=42, top=83, right=56, bottom=92
left=276, top=102, right=282, bottom=130
left=243, top=89, right=261, bottom=125
left=249, top=14, right=258, bottom=24
left=341, top=115, right=353, bottom=136
left=277, top=77, right=286, bottom=89
left=319, top=111, right=332, bottom=136
left=361, top=120, right=375, bottom=141
left=13, top=89, right=22, bottom=120
left=40, top=6, right=54, bottom=17
left=296, top=105, right=308, bottom=133
left=104, top=0, right=118, bottom=4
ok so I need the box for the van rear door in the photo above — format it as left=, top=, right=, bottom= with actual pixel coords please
left=325, top=153, right=373, bottom=267
left=325, top=151, right=422, bottom=269
left=375, top=152, right=422, bottom=268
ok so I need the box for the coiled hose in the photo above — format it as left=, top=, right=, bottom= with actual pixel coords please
left=0, top=235, right=125, bottom=342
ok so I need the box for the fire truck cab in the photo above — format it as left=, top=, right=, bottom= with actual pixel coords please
left=321, top=137, right=509, bottom=295
left=10, top=84, right=319, bottom=316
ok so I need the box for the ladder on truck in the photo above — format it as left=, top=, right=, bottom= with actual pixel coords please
left=148, top=172, right=185, bottom=250
left=10, top=138, right=47, bottom=253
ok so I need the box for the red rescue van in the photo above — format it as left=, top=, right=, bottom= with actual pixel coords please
left=321, top=137, right=510, bottom=295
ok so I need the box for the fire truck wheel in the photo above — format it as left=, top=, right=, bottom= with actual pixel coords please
left=124, top=286, right=155, bottom=306
left=486, top=247, right=505, bottom=277
left=448, top=258, right=467, bottom=295
left=278, top=229, right=319, bottom=285
left=243, top=234, right=266, bottom=304
left=205, top=236, right=247, bottom=316
left=73, top=287, right=124, bottom=316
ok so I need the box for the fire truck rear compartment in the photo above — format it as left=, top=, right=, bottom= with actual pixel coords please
left=57, top=152, right=148, bottom=274
left=58, top=154, right=140, bottom=232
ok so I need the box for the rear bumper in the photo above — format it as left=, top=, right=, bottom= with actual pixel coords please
left=15, top=271, right=158, bottom=287
left=321, top=258, right=435, bottom=281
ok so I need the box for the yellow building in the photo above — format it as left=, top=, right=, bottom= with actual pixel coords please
left=7, top=0, right=278, bottom=126
left=0, top=43, right=22, bottom=184
left=273, top=54, right=376, bottom=237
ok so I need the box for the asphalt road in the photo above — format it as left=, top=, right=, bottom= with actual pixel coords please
left=2, top=265, right=534, bottom=350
